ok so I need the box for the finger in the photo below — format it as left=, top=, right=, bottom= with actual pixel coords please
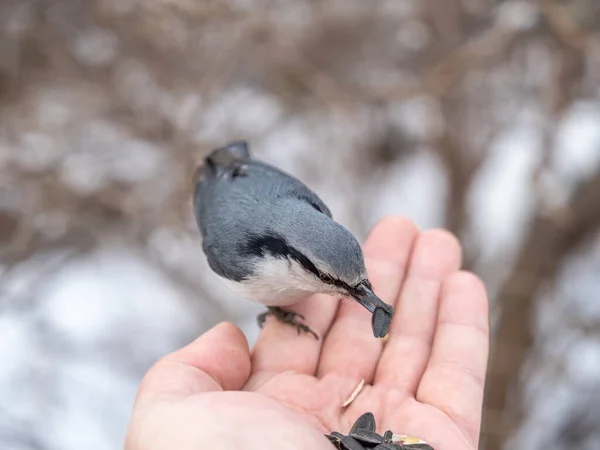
left=416, top=271, right=489, bottom=445
left=375, top=229, right=462, bottom=392
left=249, top=293, right=339, bottom=378
left=317, top=216, right=419, bottom=383
left=135, top=322, right=251, bottom=405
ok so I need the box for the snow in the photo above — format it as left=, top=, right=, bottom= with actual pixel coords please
left=195, top=87, right=284, bottom=142
left=553, top=101, right=600, bottom=189
left=15, top=133, right=63, bottom=172
left=70, top=27, right=119, bottom=68
left=496, top=1, right=540, bottom=31
left=39, top=246, right=198, bottom=345
left=368, top=149, right=448, bottom=230
left=468, top=125, right=543, bottom=261
left=0, top=245, right=212, bottom=449
left=387, top=95, right=445, bottom=142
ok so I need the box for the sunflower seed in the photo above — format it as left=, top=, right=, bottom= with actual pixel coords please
left=326, top=431, right=345, bottom=448
left=327, top=432, right=344, bottom=440
left=373, top=444, right=404, bottom=450
left=403, top=444, right=433, bottom=450
left=372, top=307, right=392, bottom=338
left=341, top=435, right=368, bottom=450
left=350, top=412, right=377, bottom=433
left=349, top=428, right=384, bottom=445
left=342, top=378, right=365, bottom=407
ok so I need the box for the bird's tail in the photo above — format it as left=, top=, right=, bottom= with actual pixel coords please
left=206, top=141, right=250, bottom=167
left=193, top=141, right=250, bottom=186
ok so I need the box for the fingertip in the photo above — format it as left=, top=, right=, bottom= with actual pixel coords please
left=411, top=229, right=463, bottom=278
left=182, top=321, right=251, bottom=390
left=371, top=215, right=420, bottom=234
left=367, top=216, right=419, bottom=242
left=440, top=271, right=490, bottom=336
left=208, top=321, right=252, bottom=354
left=443, top=272, right=488, bottom=308
left=363, top=215, right=419, bottom=261
left=420, top=228, right=462, bottom=252
left=138, top=322, right=252, bottom=401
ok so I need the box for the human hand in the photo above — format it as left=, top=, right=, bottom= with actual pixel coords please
left=125, top=217, right=489, bottom=450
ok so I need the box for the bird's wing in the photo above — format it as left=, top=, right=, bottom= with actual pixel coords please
left=246, top=159, right=333, bottom=219
left=292, top=188, right=332, bottom=218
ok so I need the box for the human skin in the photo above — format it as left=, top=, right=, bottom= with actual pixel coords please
left=125, top=216, right=490, bottom=450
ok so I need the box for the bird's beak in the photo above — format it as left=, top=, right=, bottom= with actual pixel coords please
left=351, top=285, right=394, bottom=338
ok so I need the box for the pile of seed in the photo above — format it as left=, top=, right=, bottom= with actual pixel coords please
left=325, top=412, right=434, bottom=450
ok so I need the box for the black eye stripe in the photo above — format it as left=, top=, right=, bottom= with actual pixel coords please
left=320, top=273, right=364, bottom=294
left=242, top=233, right=321, bottom=278
left=242, top=232, right=366, bottom=294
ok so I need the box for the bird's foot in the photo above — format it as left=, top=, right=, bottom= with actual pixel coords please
left=257, top=306, right=319, bottom=340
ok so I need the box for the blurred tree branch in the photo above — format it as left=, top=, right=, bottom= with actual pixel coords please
left=540, top=0, right=600, bottom=59
left=481, top=17, right=599, bottom=444
left=483, top=166, right=600, bottom=448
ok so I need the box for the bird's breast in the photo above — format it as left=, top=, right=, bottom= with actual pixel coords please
left=216, top=254, right=333, bottom=307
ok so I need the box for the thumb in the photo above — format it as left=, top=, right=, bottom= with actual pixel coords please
left=135, top=322, right=251, bottom=404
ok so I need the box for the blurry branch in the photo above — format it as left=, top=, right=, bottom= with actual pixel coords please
left=425, top=0, right=464, bottom=50
left=560, top=171, right=600, bottom=250
left=269, top=41, right=360, bottom=108
left=379, top=11, right=536, bottom=102
left=481, top=15, right=595, bottom=447
left=483, top=166, right=600, bottom=450
left=0, top=166, right=153, bottom=262
left=544, top=295, right=600, bottom=340
left=551, top=388, right=600, bottom=450
left=433, top=126, right=485, bottom=269
left=0, top=228, right=93, bottom=273
left=540, top=0, right=600, bottom=59
left=422, top=1, right=525, bottom=268
left=264, top=3, right=538, bottom=109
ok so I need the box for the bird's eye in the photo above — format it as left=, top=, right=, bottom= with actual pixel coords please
left=320, top=273, right=334, bottom=284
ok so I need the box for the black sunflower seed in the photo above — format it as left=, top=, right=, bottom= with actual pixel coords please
left=326, top=431, right=345, bottom=448
left=372, top=306, right=392, bottom=337
left=349, top=428, right=384, bottom=445
left=403, top=444, right=433, bottom=450
left=341, top=435, right=368, bottom=450
left=350, top=412, right=377, bottom=433
left=382, top=430, right=393, bottom=443
left=326, top=432, right=344, bottom=441
left=373, top=444, right=404, bottom=450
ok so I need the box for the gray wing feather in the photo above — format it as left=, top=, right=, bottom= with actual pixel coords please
left=193, top=146, right=332, bottom=281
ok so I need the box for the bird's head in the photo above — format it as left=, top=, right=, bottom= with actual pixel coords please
left=243, top=202, right=394, bottom=337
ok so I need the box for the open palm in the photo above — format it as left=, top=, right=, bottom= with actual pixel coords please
left=125, top=217, right=489, bottom=450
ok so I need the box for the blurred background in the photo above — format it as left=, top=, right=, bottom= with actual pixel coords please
left=1, top=0, right=600, bottom=449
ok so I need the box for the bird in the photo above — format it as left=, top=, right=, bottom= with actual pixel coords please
left=192, top=141, right=394, bottom=339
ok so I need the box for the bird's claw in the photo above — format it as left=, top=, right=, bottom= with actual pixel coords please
left=257, top=306, right=318, bottom=340
left=294, top=322, right=318, bottom=340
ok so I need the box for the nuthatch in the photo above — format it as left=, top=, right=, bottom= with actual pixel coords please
left=192, top=141, right=394, bottom=339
